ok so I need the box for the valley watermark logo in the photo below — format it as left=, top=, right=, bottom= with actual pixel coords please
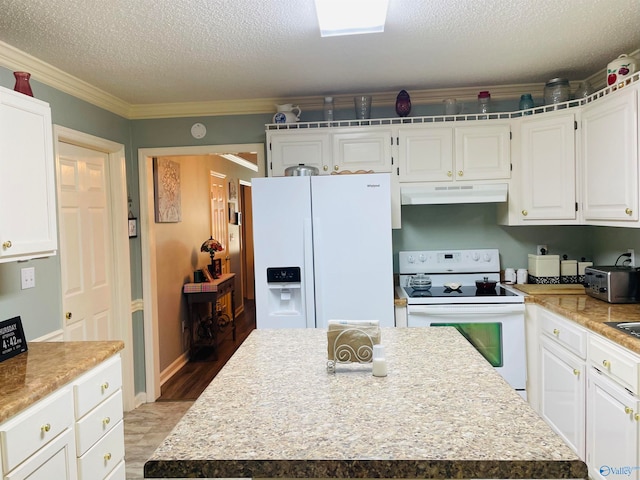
left=600, top=465, right=640, bottom=476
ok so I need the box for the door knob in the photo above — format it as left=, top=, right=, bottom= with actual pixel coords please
left=447, top=171, right=452, bottom=177
left=457, top=171, right=463, bottom=177
left=625, top=208, right=633, bottom=215
left=521, top=210, right=528, bottom=216
left=2, top=241, right=11, bottom=249
left=65, top=312, right=72, bottom=320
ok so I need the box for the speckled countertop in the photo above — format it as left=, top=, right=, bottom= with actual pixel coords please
left=145, top=328, right=586, bottom=479
left=0, top=341, right=124, bottom=423
left=513, top=286, right=640, bottom=355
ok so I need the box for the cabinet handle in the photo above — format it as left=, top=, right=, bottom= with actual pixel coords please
left=635, top=413, right=640, bottom=421
left=625, top=406, right=633, bottom=415
left=457, top=170, right=463, bottom=177
left=625, top=208, right=633, bottom=215
left=334, top=165, right=339, bottom=171
left=104, top=452, right=112, bottom=461
left=101, top=381, right=110, bottom=391
left=41, top=423, right=51, bottom=433
left=521, top=210, right=528, bottom=216
left=323, top=165, right=328, bottom=171
left=65, top=312, right=72, bottom=320
left=103, top=416, right=111, bottom=425
left=2, top=241, right=11, bottom=249
left=553, top=328, right=559, bottom=335
left=573, top=369, right=580, bottom=376
left=447, top=171, right=452, bottom=177
left=602, top=359, right=611, bottom=368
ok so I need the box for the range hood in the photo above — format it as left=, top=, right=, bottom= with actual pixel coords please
left=400, top=183, right=508, bottom=205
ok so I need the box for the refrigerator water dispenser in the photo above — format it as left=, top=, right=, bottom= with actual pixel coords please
left=266, top=267, right=302, bottom=316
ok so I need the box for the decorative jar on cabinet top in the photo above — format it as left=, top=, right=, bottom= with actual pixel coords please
left=273, top=104, right=302, bottom=123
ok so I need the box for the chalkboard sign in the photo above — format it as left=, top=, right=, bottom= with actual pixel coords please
left=0, top=316, right=28, bottom=363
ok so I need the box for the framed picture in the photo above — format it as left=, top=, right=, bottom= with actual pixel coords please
left=202, top=266, right=215, bottom=282
left=214, top=258, right=222, bottom=277
left=128, top=218, right=138, bottom=238
left=153, top=158, right=181, bottom=223
left=228, top=178, right=237, bottom=200
left=228, top=202, right=237, bottom=224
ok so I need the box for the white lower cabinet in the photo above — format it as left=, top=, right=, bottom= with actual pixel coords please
left=540, top=336, right=586, bottom=458
left=587, top=367, right=639, bottom=480
left=0, top=354, right=124, bottom=480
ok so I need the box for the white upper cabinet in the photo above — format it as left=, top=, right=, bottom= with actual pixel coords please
left=0, top=86, right=57, bottom=262
left=332, top=127, right=393, bottom=173
left=454, top=123, right=511, bottom=181
left=581, top=86, right=638, bottom=223
left=397, top=123, right=510, bottom=183
left=266, top=131, right=331, bottom=177
left=397, top=126, right=453, bottom=182
left=519, top=112, right=577, bottom=222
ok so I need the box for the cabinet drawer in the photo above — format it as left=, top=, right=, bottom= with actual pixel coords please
left=0, top=387, right=73, bottom=473
left=104, top=459, right=125, bottom=480
left=75, top=389, right=123, bottom=456
left=539, top=308, right=587, bottom=359
left=4, top=428, right=75, bottom=480
left=77, top=419, right=124, bottom=480
left=589, top=334, right=640, bottom=395
left=74, top=355, right=122, bottom=419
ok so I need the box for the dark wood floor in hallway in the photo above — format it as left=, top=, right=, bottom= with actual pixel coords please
left=158, top=299, right=256, bottom=401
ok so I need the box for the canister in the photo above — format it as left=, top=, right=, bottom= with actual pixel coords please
left=544, top=78, right=570, bottom=105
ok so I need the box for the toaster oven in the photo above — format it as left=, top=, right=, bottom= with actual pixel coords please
left=583, top=266, right=640, bottom=303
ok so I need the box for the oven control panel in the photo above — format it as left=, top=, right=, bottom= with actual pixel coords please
left=399, top=249, right=500, bottom=274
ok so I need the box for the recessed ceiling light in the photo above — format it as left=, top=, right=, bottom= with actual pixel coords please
left=314, top=0, right=389, bottom=37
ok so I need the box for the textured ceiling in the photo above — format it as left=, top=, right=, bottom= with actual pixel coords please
left=0, top=0, right=638, bottom=105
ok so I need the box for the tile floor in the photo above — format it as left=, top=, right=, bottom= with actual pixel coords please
left=123, top=400, right=193, bottom=479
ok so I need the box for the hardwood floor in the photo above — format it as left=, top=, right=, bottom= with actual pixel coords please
left=158, top=299, right=255, bottom=401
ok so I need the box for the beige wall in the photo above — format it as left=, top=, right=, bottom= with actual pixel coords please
left=154, top=154, right=257, bottom=372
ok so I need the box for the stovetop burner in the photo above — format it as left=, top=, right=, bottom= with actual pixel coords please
left=404, top=285, right=519, bottom=298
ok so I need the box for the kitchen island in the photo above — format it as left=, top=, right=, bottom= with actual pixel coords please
left=145, top=327, right=587, bottom=479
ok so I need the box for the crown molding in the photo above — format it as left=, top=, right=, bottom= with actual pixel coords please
left=0, top=41, right=131, bottom=117
left=1, top=41, right=635, bottom=120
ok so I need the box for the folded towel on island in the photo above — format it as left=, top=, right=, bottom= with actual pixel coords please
left=327, top=320, right=380, bottom=363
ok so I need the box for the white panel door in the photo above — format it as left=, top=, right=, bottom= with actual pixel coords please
left=311, top=173, right=394, bottom=328
left=58, top=142, right=113, bottom=341
left=332, top=128, right=393, bottom=173
left=455, top=124, right=511, bottom=180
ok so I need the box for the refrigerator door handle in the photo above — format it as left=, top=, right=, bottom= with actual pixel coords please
left=310, top=216, right=323, bottom=328
left=304, top=217, right=316, bottom=328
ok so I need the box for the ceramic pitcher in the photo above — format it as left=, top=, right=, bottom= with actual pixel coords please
left=273, top=104, right=302, bottom=123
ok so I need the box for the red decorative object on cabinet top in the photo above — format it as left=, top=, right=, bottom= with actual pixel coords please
left=13, top=71, right=33, bottom=97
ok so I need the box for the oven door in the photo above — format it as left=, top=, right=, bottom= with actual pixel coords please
left=407, top=303, right=526, bottom=394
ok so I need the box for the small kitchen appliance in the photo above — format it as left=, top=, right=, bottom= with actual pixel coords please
left=583, top=265, right=640, bottom=303
left=397, top=249, right=526, bottom=398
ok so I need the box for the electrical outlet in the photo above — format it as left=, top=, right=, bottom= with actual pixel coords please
left=537, top=245, right=548, bottom=255
left=628, top=249, right=635, bottom=267
left=20, top=267, right=35, bottom=289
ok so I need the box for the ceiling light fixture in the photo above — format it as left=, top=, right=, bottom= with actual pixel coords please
left=314, top=0, right=389, bottom=37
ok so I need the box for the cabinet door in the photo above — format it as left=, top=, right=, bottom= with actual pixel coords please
left=332, top=128, right=393, bottom=173
left=587, top=368, right=639, bottom=480
left=520, top=113, right=576, bottom=221
left=454, top=124, right=511, bottom=180
left=5, top=428, right=77, bottom=480
left=267, top=132, right=331, bottom=176
left=539, top=336, right=586, bottom=458
left=0, top=88, right=57, bottom=262
left=582, top=87, right=638, bottom=222
left=397, top=127, right=453, bottom=182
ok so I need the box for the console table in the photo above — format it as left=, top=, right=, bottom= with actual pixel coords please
left=183, top=273, right=236, bottom=359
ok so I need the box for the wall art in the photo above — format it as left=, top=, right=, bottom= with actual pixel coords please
left=153, top=158, right=181, bottom=222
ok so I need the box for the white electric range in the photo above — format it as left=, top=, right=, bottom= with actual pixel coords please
left=396, top=249, right=526, bottom=397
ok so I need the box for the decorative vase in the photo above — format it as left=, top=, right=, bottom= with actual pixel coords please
left=395, top=90, right=411, bottom=117
left=13, top=72, right=33, bottom=97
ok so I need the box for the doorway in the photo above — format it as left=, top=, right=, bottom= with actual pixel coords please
left=54, top=126, right=135, bottom=411
left=138, top=144, right=264, bottom=401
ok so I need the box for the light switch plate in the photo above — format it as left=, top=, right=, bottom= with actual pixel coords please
left=21, top=267, right=35, bottom=289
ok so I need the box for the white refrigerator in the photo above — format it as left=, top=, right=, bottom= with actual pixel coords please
left=252, top=173, right=394, bottom=329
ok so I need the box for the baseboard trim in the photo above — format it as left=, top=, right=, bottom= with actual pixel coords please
left=160, top=352, right=190, bottom=386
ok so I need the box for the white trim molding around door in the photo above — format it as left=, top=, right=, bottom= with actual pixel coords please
left=138, top=144, right=264, bottom=401
left=53, top=125, right=135, bottom=412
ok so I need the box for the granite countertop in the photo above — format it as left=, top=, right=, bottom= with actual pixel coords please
left=145, top=328, right=586, bottom=479
left=0, top=341, right=124, bottom=423
left=513, top=285, right=640, bottom=355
